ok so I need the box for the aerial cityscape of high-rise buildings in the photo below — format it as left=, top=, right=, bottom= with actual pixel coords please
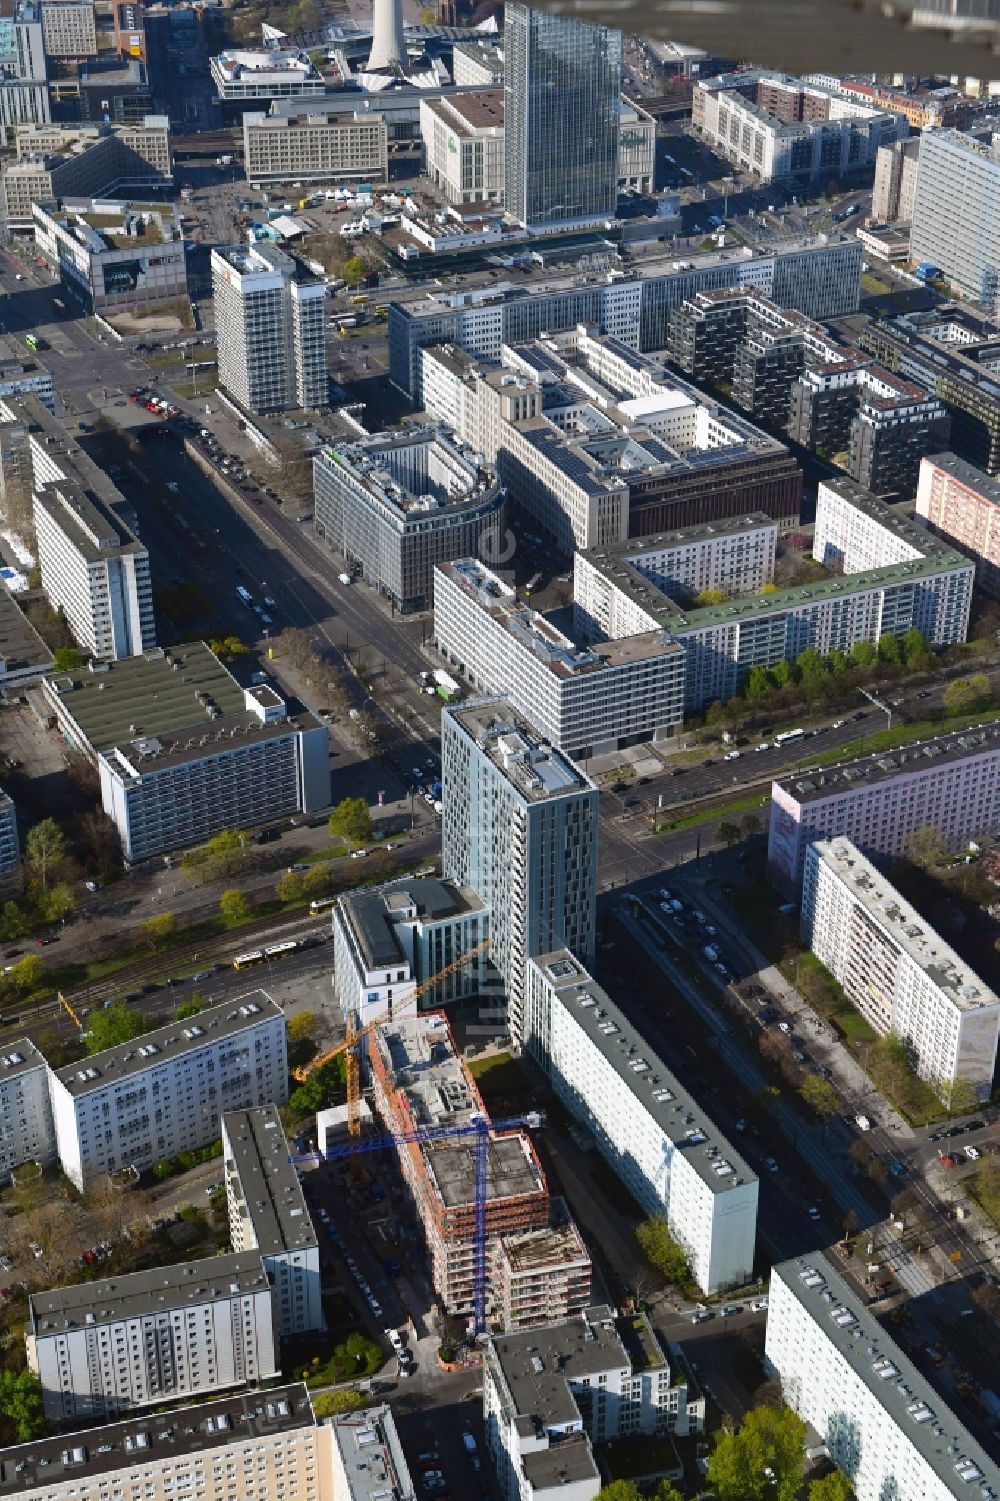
left=1, top=3, right=1000, bottom=1499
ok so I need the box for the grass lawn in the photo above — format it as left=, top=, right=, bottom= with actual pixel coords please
left=653, top=790, right=768, bottom=834
left=174, top=378, right=219, bottom=399
left=467, top=1051, right=535, bottom=1109
left=791, top=705, right=1000, bottom=773
left=862, top=272, right=890, bottom=295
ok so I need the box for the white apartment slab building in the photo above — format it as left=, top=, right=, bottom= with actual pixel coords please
left=2, top=116, right=171, bottom=230
left=910, top=128, right=1000, bottom=314
left=0, top=1385, right=327, bottom=1501
left=434, top=557, right=686, bottom=758
left=48, top=991, right=287, bottom=1189
left=802, top=839, right=1000, bottom=1104
left=331, top=872, right=488, bottom=1029
left=0, top=1039, right=55, bottom=1184
left=484, top=1306, right=703, bottom=1501
left=442, top=698, right=598, bottom=1045
left=328, top=1404, right=416, bottom=1501
left=242, top=108, right=387, bottom=188
left=34, top=477, right=154, bottom=661
left=213, top=243, right=327, bottom=414
left=768, top=722, right=1000, bottom=891
left=222, top=1107, right=323, bottom=1338
left=26, top=1252, right=279, bottom=1423
left=766, top=1254, right=1000, bottom=1501
left=916, top=451, right=1000, bottom=597
left=525, top=950, right=757, bottom=1295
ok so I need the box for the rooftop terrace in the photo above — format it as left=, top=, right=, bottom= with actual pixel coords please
left=446, top=698, right=595, bottom=803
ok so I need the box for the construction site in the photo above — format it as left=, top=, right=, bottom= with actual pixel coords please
left=369, top=1011, right=593, bottom=1330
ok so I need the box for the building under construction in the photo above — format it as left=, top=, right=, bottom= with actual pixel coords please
left=370, top=1011, right=592, bottom=1328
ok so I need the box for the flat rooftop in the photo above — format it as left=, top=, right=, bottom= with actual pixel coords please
left=776, top=721, right=1000, bottom=807
left=428, top=88, right=503, bottom=132
left=811, top=839, right=1000, bottom=1015
left=102, top=703, right=321, bottom=780
left=490, top=1304, right=640, bottom=1426
left=587, top=511, right=777, bottom=562
left=322, top=425, right=499, bottom=519
left=774, top=1254, right=1000, bottom=1494
left=35, top=480, right=145, bottom=563
left=0, top=1385, right=314, bottom=1495
left=445, top=697, right=595, bottom=804
left=0, top=583, right=52, bottom=679
left=376, top=1011, right=481, bottom=1130
left=437, top=559, right=682, bottom=677
left=0, top=1037, right=47, bottom=1084
left=327, top=1405, right=415, bottom=1501
left=924, top=450, right=1000, bottom=506
left=340, top=875, right=485, bottom=972
left=42, top=642, right=247, bottom=754
left=53, top=990, right=282, bottom=1098
left=223, top=1107, right=317, bottom=1256
left=29, top=1251, right=269, bottom=1335
left=532, top=950, right=755, bottom=1197
left=425, top=1130, right=543, bottom=1210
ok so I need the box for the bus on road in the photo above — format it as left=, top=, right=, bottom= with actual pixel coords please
left=774, top=727, right=805, bottom=745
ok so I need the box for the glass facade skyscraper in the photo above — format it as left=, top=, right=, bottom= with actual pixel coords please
left=503, top=2, right=622, bottom=231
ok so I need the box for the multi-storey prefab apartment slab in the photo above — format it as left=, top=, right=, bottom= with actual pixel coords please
left=525, top=950, right=758, bottom=1295
left=26, top=1251, right=279, bottom=1423
left=0, top=1038, right=55, bottom=1184
left=48, top=992, right=287, bottom=1188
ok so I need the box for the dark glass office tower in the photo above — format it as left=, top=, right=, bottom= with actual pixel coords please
left=504, top=2, right=622, bottom=231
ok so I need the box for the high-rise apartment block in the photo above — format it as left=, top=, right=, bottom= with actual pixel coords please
left=916, top=452, right=1000, bottom=596
left=0, top=789, right=19, bottom=891
left=525, top=951, right=757, bottom=1294
left=329, top=1403, right=417, bottom=1500
left=802, top=839, right=1000, bottom=1103
left=212, top=244, right=327, bottom=414
left=861, top=306, right=1000, bottom=476
left=369, top=1011, right=592, bottom=1328
left=331, top=873, right=488, bottom=1028
left=910, top=128, right=1000, bottom=313
left=873, top=136, right=921, bottom=222
left=692, top=69, right=904, bottom=184
left=768, top=723, right=1000, bottom=891
left=0, top=1385, right=326, bottom=1501
left=389, top=238, right=863, bottom=402
left=221, top=1108, right=323, bottom=1337
left=312, top=427, right=507, bottom=614
left=0, top=0, right=49, bottom=130
left=34, top=476, right=154, bottom=661
left=666, top=288, right=950, bottom=500
left=48, top=991, right=287, bottom=1188
left=441, top=698, right=598, bottom=1045
left=39, top=0, right=97, bottom=56
left=766, top=1254, right=1000, bottom=1501
left=503, top=4, right=621, bottom=232
left=1, top=116, right=171, bottom=230
left=484, top=1306, right=703, bottom=1501
left=433, top=558, right=687, bottom=759
left=0, top=1039, right=55, bottom=1184
left=26, top=1252, right=279, bottom=1423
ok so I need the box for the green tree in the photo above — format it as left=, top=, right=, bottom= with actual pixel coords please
left=328, top=796, right=373, bottom=845
left=41, top=882, right=76, bottom=924
left=760, top=581, right=781, bottom=595
left=343, top=255, right=366, bottom=287
left=85, top=1001, right=151, bottom=1055
left=302, top=864, right=332, bottom=897
left=205, top=828, right=249, bottom=877
left=943, top=673, right=992, bottom=718
left=706, top=1404, right=807, bottom=1501
left=52, top=646, right=83, bottom=672
left=745, top=664, right=772, bottom=704
left=312, top=1389, right=366, bottom=1417
left=718, top=820, right=741, bottom=849
left=208, top=636, right=249, bottom=661
left=288, top=1056, right=346, bottom=1117
left=635, top=1215, right=690, bottom=1284
left=772, top=658, right=794, bottom=688
left=877, top=633, right=902, bottom=665
left=827, top=648, right=849, bottom=677
left=0, top=900, right=29, bottom=941
left=904, top=823, right=948, bottom=870
left=796, top=646, right=826, bottom=680
left=596, top=1486, right=643, bottom=1501
left=0, top=1368, right=45, bottom=1440
left=24, top=818, right=67, bottom=892
left=288, top=1009, right=316, bottom=1044
left=695, top=586, right=728, bottom=606
left=176, top=997, right=203, bottom=1020
left=705, top=699, right=728, bottom=730
left=276, top=870, right=304, bottom=903
left=9, top=953, right=42, bottom=995
left=741, top=811, right=762, bottom=839
left=650, top=1485, right=684, bottom=1501
left=901, top=628, right=932, bottom=670
left=141, top=911, right=176, bottom=951
left=850, top=639, right=877, bottom=671
left=809, top=1471, right=854, bottom=1501
left=799, top=1073, right=838, bottom=1120
left=219, top=888, right=249, bottom=924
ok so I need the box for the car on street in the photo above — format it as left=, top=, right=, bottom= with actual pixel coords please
left=764, top=1157, right=778, bottom=1173
left=806, top=1205, right=821, bottom=1221
left=779, top=1021, right=791, bottom=1034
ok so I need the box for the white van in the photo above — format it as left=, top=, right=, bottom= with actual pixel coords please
left=855, top=1114, right=872, bottom=1132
